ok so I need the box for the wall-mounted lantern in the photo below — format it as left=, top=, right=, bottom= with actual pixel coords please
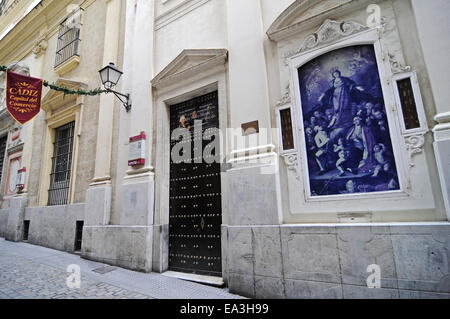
left=99, top=62, right=131, bottom=112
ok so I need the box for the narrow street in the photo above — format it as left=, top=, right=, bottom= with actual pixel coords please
left=0, top=238, right=243, bottom=299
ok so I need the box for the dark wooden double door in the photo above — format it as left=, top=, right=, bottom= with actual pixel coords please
left=169, top=91, right=222, bottom=277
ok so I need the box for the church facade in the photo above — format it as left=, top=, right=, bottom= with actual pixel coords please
left=0, top=0, right=449, bottom=298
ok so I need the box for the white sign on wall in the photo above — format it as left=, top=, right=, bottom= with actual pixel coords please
left=16, top=167, right=26, bottom=190
left=128, top=132, right=146, bottom=166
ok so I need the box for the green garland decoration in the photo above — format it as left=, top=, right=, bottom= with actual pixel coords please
left=43, top=81, right=109, bottom=97
left=1, top=64, right=110, bottom=97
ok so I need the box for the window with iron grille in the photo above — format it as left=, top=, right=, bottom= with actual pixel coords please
left=55, top=9, right=82, bottom=68
left=48, top=122, right=75, bottom=206
left=0, top=135, right=6, bottom=184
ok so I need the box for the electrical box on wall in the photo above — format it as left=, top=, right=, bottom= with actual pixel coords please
left=128, top=132, right=146, bottom=167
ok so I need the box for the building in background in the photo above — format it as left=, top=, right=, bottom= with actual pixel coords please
left=0, top=0, right=449, bottom=299
left=0, top=0, right=120, bottom=249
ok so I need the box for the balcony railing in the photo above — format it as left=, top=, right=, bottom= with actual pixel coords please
left=55, top=25, right=80, bottom=68
left=54, top=9, right=83, bottom=68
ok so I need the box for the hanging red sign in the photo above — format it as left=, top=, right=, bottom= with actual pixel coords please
left=6, top=71, right=43, bottom=125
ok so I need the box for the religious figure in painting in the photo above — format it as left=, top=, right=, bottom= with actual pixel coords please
left=320, top=70, right=364, bottom=142
left=313, top=125, right=329, bottom=174
left=298, top=45, right=400, bottom=196
left=372, top=143, right=392, bottom=178
left=345, top=115, right=376, bottom=171
left=333, top=137, right=352, bottom=176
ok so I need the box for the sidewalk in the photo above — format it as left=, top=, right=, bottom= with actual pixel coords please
left=0, top=238, right=244, bottom=299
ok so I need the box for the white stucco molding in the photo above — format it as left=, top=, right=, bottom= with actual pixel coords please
left=282, top=152, right=300, bottom=181
left=432, top=111, right=450, bottom=141
left=31, top=32, right=47, bottom=58
left=266, top=0, right=317, bottom=40
left=405, top=133, right=425, bottom=168
left=388, top=52, right=411, bottom=74
left=151, top=49, right=228, bottom=90
left=155, top=0, right=211, bottom=31
left=283, top=19, right=369, bottom=65
left=276, top=83, right=291, bottom=107
left=41, top=78, right=88, bottom=114
left=434, top=112, right=450, bottom=124
left=266, top=0, right=382, bottom=42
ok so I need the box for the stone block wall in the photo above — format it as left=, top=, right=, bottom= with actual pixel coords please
left=225, top=223, right=450, bottom=299
left=0, top=201, right=84, bottom=253
left=82, top=225, right=153, bottom=273
left=23, top=204, right=85, bottom=252
left=0, top=209, right=7, bottom=237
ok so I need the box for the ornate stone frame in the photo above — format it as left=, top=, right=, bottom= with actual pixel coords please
left=289, top=25, right=408, bottom=202
left=284, top=19, right=369, bottom=65
left=3, top=149, right=22, bottom=200
left=277, top=18, right=435, bottom=219
left=391, top=71, right=429, bottom=174
left=276, top=103, right=297, bottom=154
left=151, top=49, right=229, bottom=277
left=392, top=71, right=428, bottom=136
left=38, top=79, right=86, bottom=206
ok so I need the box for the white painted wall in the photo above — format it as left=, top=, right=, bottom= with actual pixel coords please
left=118, top=0, right=450, bottom=225
left=411, top=0, right=450, bottom=115
left=154, top=0, right=227, bottom=75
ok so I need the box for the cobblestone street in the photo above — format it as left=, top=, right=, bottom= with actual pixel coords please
left=0, top=238, right=243, bottom=299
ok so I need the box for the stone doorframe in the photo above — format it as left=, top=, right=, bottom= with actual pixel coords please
left=151, top=49, right=230, bottom=280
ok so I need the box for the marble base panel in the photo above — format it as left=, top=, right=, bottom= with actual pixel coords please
left=225, top=223, right=450, bottom=299
left=81, top=225, right=153, bottom=273
left=24, top=204, right=85, bottom=252
left=4, top=196, right=27, bottom=242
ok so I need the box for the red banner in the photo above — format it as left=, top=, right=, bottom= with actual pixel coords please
left=6, top=71, right=43, bottom=125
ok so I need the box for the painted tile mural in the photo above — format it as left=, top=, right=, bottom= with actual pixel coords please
left=298, top=45, right=400, bottom=196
